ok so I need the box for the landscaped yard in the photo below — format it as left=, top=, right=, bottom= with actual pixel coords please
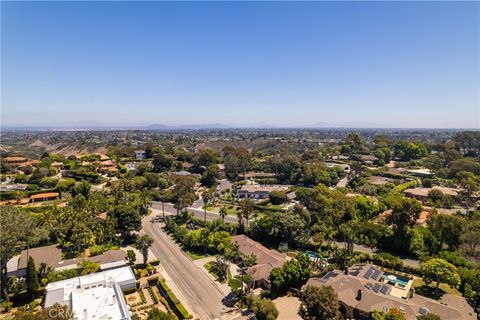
left=185, top=250, right=211, bottom=260
left=412, top=278, right=461, bottom=300
left=204, top=260, right=231, bottom=283
left=125, top=286, right=170, bottom=320
left=209, top=204, right=240, bottom=216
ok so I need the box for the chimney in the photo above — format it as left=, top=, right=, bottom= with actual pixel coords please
left=344, top=268, right=349, bottom=275
left=356, top=289, right=362, bottom=301
left=410, top=288, right=415, bottom=298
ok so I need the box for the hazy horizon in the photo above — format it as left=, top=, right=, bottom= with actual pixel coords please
left=2, top=1, right=479, bottom=129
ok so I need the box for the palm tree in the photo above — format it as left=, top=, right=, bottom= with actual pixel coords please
left=202, top=191, right=211, bottom=223
left=219, top=207, right=227, bottom=222
left=239, top=198, right=255, bottom=227
left=134, top=235, right=154, bottom=265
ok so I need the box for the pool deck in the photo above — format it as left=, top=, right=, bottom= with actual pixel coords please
left=388, top=278, right=413, bottom=299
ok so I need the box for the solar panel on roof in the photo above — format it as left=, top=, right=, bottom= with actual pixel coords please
left=371, top=269, right=382, bottom=280
left=350, top=270, right=360, bottom=276
left=373, top=283, right=382, bottom=292
left=323, top=271, right=339, bottom=280
left=380, top=285, right=391, bottom=295
left=365, top=283, right=374, bottom=290
left=364, top=268, right=374, bottom=279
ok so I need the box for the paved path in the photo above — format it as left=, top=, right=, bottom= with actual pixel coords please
left=142, top=214, right=233, bottom=319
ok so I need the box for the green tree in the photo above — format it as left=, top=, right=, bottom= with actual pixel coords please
left=419, top=258, right=461, bottom=295
left=427, top=213, right=465, bottom=250
left=248, top=296, right=279, bottom=320
left=270, top=254, right=310, bottom=295
left=152, top=153, right=174, bottom=172
left=171, top=176, right=197, bottom=214
left=0, top=206, right=47, bottom=300
left=134, top=235, right=154, bottom=264
left=72, top=180, right=91, bottom=198
left=299, top=285, right=341, bottom=320
left=219, top=206, right=227, bottom=222
left=462, top=214, right=480, bottom=256
left=112, top=204, right=142, bottom=237
left=127, top=250, right=136, bottom=265
left=387, top=197, right=422, bottom=232
left=455, top=171, right=479, bottom=212
left=201, top=164, right=220, bottom=187
left=196, top=148, right=220, bottom=167
left=269, top=191, right=288, bottom=205
left=394, top=141, right=428, bottom=161
left=202, top=190, right=212, bottom=223
left=339, top=220, right=359, bottom=255
left=354, top=195, right=380, bottom=221
left=26, top=256, right=39, bottom=299
left=239, top=198, right=255, bottom=227
left=144, top=173, right=160, bottom=188
left=80, top=260, right=100, bottom=275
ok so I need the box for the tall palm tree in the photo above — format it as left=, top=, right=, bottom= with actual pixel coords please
left=202, top=191, right=211, bottom=223
left=219, top=207, right=227, bottom=223
left=239, top=198, right=254, bottom=227
left=134, top=235, right=154, bottom=265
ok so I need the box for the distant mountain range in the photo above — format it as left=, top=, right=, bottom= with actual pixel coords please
left=2, top=121, right=473, bottom=130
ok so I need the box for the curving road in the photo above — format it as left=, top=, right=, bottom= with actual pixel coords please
left=142, top=214, right=232, bottom=319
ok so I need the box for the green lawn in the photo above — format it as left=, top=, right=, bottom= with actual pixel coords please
left=228, top=276, right=243, bottom=291
left=413, top=278, right=461, bottom=299
left=210, top=204, right=240, bottom=216
left=185, top=251, right=210, bottom=260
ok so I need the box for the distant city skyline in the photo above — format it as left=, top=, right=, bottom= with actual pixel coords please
left=2, top=1, right=479, bottom=129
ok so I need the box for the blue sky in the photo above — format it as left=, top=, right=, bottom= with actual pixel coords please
left=2, top=1, right=479, bottom=128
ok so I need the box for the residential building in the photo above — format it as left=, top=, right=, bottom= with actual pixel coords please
left=134, top=150, right=147, bottom=160
left=51, top=161, right=65, bottom=169
left=239, top=172, right=277, bottom=180
left=44, top=266, right=135, bottom=320
left=8, top=245, right=128, bottom=277
left=323, top=162, right=351, bottom=172
left=304, top=263, right=476, bottom=320
left=4, top=156, right=27, bottom=165
left=237, top=184, right=289, bottom=200
left=29, top=192, right=60, bottom=203
left=403, top=187, right=461, bottom=204
left=232, top=235, right=287, bottom=288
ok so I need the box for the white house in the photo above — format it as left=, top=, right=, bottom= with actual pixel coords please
left=134, top=150, right=147, bottom=160
left=44, top=266, right=135, bottom=320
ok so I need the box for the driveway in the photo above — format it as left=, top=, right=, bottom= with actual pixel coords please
left=142, top=215, right=233, bottom=319
left=273, top=296, right=301, bottom=320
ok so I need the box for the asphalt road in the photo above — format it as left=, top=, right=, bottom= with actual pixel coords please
left=142, top=215, right=231, bottom=319
left=151, top=201, right=238, bottom=224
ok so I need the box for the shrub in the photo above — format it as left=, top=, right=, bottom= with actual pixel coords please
left=269, top=191, right=288, bottom=205
left=139, top=289, right=147, bottom=303
left=158, top=278, right=192, bottom=319
left=372, top=253, right=403, bottom=270
left=150, top=259, right=160, bottom=266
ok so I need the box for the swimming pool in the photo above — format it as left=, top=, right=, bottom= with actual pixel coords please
left=306, top=251, right=320, bottom=259
left=383, top=271, right=409, bottom=288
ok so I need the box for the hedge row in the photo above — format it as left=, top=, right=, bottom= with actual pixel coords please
left=158, top=278, right=192, bottom=319
left=0, top=187, right=59, bottom=200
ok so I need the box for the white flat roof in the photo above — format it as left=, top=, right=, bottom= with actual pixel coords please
left=45, top=267, right=135, bottom=320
